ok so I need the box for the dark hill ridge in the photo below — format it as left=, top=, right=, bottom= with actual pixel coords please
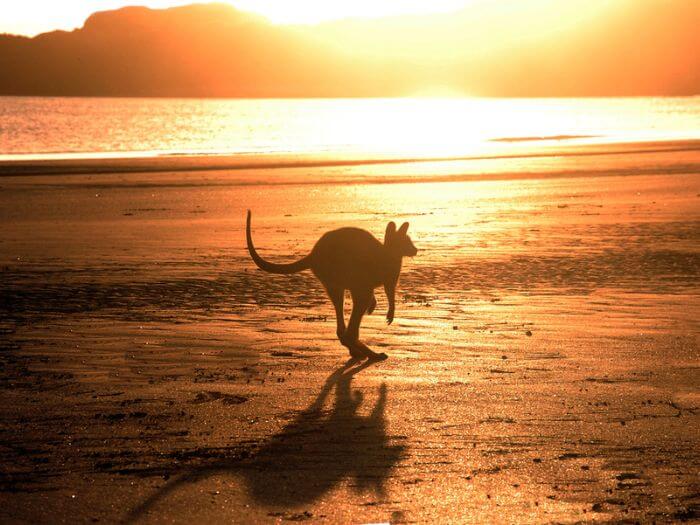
left=0, top=3, right=360, bottom=97
left=0, top=1, right=698, bottom=97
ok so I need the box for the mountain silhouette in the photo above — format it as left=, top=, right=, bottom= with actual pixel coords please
left=0, top=3, right=362, bottom=97
left=0, top=1, right=697, bottom=97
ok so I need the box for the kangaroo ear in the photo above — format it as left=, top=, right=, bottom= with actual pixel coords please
left=385, top=221, right=397, bottom=242
left=398, top=222, right=409, bottom=235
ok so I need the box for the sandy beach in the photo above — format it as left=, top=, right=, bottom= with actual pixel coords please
left=1, top=142, right=698, bottom=523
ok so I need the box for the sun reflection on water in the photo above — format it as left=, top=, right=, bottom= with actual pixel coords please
left=1, top=96, right=698, bottom=160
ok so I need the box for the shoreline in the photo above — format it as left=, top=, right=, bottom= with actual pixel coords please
left=0, top=139, right=698, bottom=187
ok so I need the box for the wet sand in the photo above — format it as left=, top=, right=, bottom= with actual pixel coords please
left=1, top=145, right=699, bottom=523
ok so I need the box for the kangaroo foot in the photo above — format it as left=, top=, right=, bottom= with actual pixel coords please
left=351, top=340, right=387, bottom=361
left=366, top=351, right=388, bottom=361
left=348, top=348, right=366, bottom=359
left=340, top=336, right=366, bottom=359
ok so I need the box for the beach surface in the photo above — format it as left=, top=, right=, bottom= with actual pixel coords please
left=1, top=142, right=699, bottom=523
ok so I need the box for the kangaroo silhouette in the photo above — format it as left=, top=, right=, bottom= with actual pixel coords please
left=246, top=211, right=417, bottom=360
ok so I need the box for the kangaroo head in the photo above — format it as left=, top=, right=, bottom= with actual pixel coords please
left=384, top=221, right=418, bottom=257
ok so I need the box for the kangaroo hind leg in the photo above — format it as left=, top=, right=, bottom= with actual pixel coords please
left=367, top=293, right=377, bottom=315
left=346, top=288, right=387, bottom=361
left=325, top=284, right=362, bottom=360
left=324, top=284, right=345, bottom=341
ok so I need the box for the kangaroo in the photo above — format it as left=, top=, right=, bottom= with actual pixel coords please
left=246, top=211, right=417, bottom=361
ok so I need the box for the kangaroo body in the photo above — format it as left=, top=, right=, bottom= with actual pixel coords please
left=246, top=211, right=417, bottom=360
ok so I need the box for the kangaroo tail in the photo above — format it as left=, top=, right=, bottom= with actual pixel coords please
left=246, top=210, right=312, bottom=274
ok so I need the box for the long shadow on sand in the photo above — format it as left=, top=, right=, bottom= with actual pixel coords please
left=127, top=359, right=405, bottom=522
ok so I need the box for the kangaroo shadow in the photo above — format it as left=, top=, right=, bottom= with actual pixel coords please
left=126, top=360, right=405, bottom=522
left=244, top=360, right=405, bottom=507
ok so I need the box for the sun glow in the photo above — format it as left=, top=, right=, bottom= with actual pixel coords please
left=229, top=0, right=474, bottom=24
left=407, top=87, right=471, bottom=99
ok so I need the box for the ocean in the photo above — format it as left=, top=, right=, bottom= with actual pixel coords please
left=1, top=96, right=699, bottom=161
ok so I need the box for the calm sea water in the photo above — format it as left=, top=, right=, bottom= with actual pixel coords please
left=1, top=96, right=699, bottom=160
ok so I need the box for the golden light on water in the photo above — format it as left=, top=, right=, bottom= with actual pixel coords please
left=3, top=97, right=699, bottom=161
left=286, top=97, right=688, bottom=159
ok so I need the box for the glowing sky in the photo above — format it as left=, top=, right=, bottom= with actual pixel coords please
left=0, top=0, right=474, bottom=36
